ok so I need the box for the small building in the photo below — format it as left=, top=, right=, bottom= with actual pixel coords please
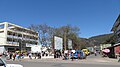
left=100, top=44, right=112, bottom=50
left=104, top=43, right=120, bottom=58
left=0, top=22, right=39, bottom=52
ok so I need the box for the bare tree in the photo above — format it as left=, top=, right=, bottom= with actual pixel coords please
left=29, top=24, right=51, bottom=46
left=54, top=25, right=80, bottom=50
left=28, top=24, right=81, bottom=50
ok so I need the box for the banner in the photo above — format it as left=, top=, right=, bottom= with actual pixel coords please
left=54, top=36, right=63, bottom=50
left=68, top=39, right=72, bottom=49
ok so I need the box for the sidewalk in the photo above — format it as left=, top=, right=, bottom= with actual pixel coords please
left=103, top=57, right=119, bottom=62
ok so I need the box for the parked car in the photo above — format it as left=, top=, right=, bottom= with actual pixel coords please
left=0, top=58, right=23, bottom=67
left=82, top=49, right=90, bottom=56
left=70, top=50, right=86, bottom=59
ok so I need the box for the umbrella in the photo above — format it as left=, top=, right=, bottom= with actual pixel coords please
left=102, top=49, right=110, bottom=53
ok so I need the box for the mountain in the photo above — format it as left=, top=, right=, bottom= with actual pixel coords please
left=88, top=33, right=114, bottom=46
left=73, top=33, right=114, bottom=49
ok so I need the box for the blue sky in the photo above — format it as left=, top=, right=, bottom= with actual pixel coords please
left=0, top=0, right=120, bottom=38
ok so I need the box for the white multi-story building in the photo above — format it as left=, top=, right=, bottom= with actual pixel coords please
left=0, top=22, right=38, bottom=52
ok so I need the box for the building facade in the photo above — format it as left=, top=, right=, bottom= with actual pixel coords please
left=0, top=22, right=38, bottom=52
left=111, top=15, right=120, bottom=42
left=111, top=15, right=120, bottom=58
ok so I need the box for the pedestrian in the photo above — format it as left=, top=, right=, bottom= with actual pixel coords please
left=13, top=53, right=16, bottom=61
left=34, top=53, right=37, bottom=59
left=94, top=50, right=97, bottom=56
left=54, top=51, right=57, bottom=58
left=78, top=52, right=80, bottom=59
left=6, top=52, right=10, bottom=60
left=16, top=53, right=19, bottom=60
left=21, top=53, right=24, bottom=59
left=56, top=52, right=58, bottom=58
left=28, top=53, right=32, bottom=59
left=71, top=52, right=74, bottom=61
left=9, top=52, right=13, bottom=59
left=18, top=53, right=21, bottom=60
left=58, top=52, right=60, bottom=58
left=38, top=53, right=41, bottom=59
left=4, top=51, right=8, bottom=57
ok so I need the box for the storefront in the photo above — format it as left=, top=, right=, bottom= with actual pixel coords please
left=114, top=43, right=120, bottom=58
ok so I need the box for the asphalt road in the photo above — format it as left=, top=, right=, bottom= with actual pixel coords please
left=5, top=54, right=120, bottom=67
left=6, top=61, right=120, bottom=67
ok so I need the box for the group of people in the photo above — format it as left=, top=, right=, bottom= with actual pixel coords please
left=54, top=50, right=62, bottom=58
left=28, top=51, right=52, bottom=59
left=2, top=51, right=42, bottom=60
left=63, top=51, right=86, bottom=61
left=31, top=52, right=41, bottom=59
left=53, top=50, right=87, bottom=61
left=3, top=51, right=24, bottom=61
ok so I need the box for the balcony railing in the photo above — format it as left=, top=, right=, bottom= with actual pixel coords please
left=26, top=43, right=36, bottom=47
left=7, top=41, right=19, bottom=46
left=7, top=29, right=38, bottom=36
left=7, top=35, right=38, bottom=42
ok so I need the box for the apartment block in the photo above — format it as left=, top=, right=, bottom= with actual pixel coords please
left=0, top=22, right=38, bottom=52
left=111, top=15, right=120, bottom=42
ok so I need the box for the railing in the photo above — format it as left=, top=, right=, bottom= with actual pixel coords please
left=7, top=29, right=38, bottom=36
left=7, top=35, right=38, bottom=42
left=7, top=41, right=19, bottom=46
left=26, top=43, right=36, bottom=47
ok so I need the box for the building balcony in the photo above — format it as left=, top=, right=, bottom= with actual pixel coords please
left=7, top=41, right=19, bottom=46
left=7, top=29, right=38, bottom=37
left=26, top=43, right=36, bottom=47
left=7, top=35, right=38, bottom=42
